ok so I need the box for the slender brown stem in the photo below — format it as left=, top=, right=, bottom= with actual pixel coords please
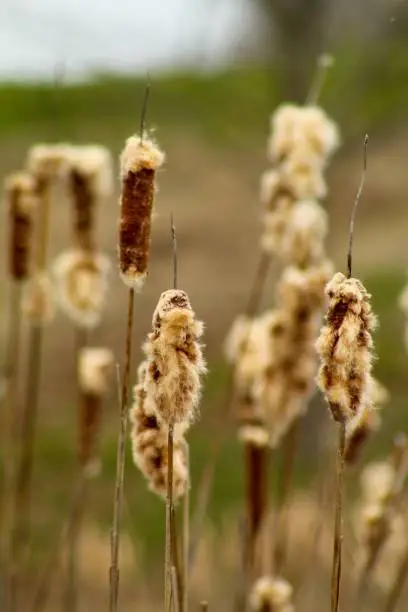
left=244, top=443, right=268, bottom=576
left=183, top=449, right=190, bottom=612
left=245, top=251, right=271, bottom=318
left=109, top=287, right=135, bottom=612
left=165, top=424, right=175, bottom=612
left=64, top=326, right=89, bottom=612
left=381, top=540, right=408, bottom=612
left=331, top=423, right=346, bottom=612
left=0, top=281, right=23, bottom=609
left=273, top=420, right=299, bottom=573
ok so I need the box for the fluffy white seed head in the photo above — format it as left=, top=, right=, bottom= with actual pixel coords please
left=144, top=289, right=206, bottom=427
left=78, top=347, right=114, bottom=395
left=27, top=143, right=72, bottom=181
left=249, top=575, right=294, bottom=612
left=53, top=249, right=111, bottom=328
left=67, top=145, right=114, bottom=198
left=120, top=135, right=165, bottom=176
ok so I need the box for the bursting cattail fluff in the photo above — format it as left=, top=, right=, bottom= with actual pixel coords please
left=27, top=143, right=72, bottom=188
left=118, top=135, right=165, bottom=289
left=144, top=289, right=206, bottom=428
left=316, top=272, right=377, bottom=425
left=53, top=248, right=110, bottom=328
left=78, top=347, right=114, bottom=468
left=249, top=576, right=294, bottom=612
left=5, top=172, right=37, bottom=280
left=130, top=361, right=188, bottom=500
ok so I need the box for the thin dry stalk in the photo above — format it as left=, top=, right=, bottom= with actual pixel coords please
left=183, top=449, right=190, bottom=612
left=244, top=442, right=269, bottom=576
left=109, top=287, right=135, bottom=612
left=165, top=423, right=175, bottom=612
left=63, top=327, right=88, bottom=612
left=0, top=282, right=23, bottom=567
left=273, top=419, right=299, bottom=573
left=381, top=541, right=408, bottom=612
left=331, top=422, right=346, bottom=612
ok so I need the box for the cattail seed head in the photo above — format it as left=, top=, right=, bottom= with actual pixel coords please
left=130, top=361, right=188, bottom=500
left=53, top=248, right=110, bottom=328
left=5, top=172, right=37, bottom=280
left=67, top=145, right=113, bottom=251
left=249, top=576, right=294, bottom=612
left=22, top=271, right=55, bottom=325
left=118, top=135, right=165, bottom=290
left=316, top=272, right=377, bottom=425
left=27, top=143, right=71, bottom=185
left=77, top=347, right=113, bottom=468
left=144, top=289, right=206, bottom=428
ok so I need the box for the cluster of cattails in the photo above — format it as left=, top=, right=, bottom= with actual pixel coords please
left=316, top=272, right=379, bottom=459
left=130, top=289, right=206, bottom=499
left=249, top=575, right=294, bottom=612
left=226, top=102, right=340, bottom=449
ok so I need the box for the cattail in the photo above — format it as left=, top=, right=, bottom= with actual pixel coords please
left=249, top=576, right=294, bottom=612
left=27, top=143, right=71, bottom=187
left=21, top=271, right=55, bottom=325
left=5, top=173, right=37, bottom=281
left=316, top=272, right=377, bottom=425
left=67, top=145, right=113, bottom=251
left=268, top=104, right=340, bottom=165
left=280, top=200, right=328, bottom=268
left=53, top=248, right=110, bottom=328
left=118, top=135, right=165, bottom=289
left=77, top=347, right=113, bottom=468
left=258, top=261, right=332, bottom=446
left=144, top=289, right=206, bottom=428
left=130, top=361, right=188, bottom=500
left=344, top=378, right=388, bottom=464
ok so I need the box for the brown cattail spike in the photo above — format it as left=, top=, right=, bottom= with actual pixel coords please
left=118, top=135, right=165, bottom=290
left=6, top=173, right=37, bottom=281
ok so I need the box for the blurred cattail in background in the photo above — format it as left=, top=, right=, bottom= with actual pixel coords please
left=249, top=575, right=294, bottom=612
left=78, top=347, right=114, bottom=469
left=0, top=172, right=37, bottom=592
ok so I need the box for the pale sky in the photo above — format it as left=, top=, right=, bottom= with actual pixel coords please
left=0, top=0, right=258, bottom=80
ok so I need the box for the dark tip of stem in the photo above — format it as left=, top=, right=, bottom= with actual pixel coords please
left=139, top=75, right=151, bottom=144
left=171, top=213, right=177, bottom=290
left=347, top=134, right=369, bottom=279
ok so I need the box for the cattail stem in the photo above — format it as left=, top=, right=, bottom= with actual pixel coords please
left=183, top=452, right=190, bottom=612
left=63, top=327, right=89, bottom=612
left=273, top=419, right=299, bottom=573
left=244, top=443, right=268, bottom=574
left=331, top=421, right=346, bottom=612
left=109, top=287, right=135, bottom=612
left=200, top=602, right=208, bottom=612
left=0, top=281, right=23, bottom=608
left=165, top=423, right=175, bottom=612
left=381, top=540, right=408, bottom=612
